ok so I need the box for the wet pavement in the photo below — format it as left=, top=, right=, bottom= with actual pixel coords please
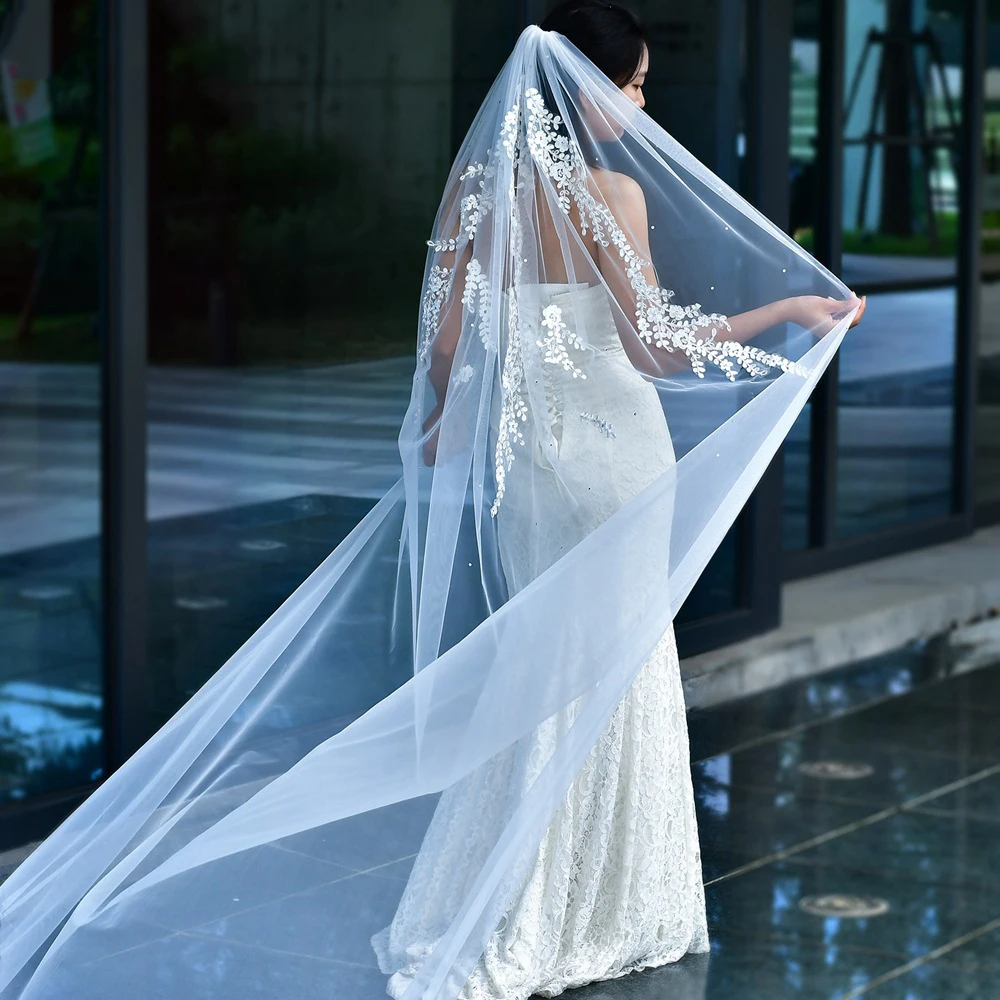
left=570, top=636, right=1000, bottom=999
left=0, top=492, right=381, bottom=806
left=4, top=629, right=1000, bottom=997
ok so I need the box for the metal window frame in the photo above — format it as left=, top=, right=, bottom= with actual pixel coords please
left=677, top=0, right=793, bottom=656
left=805, top=0, right=844, bottom=552
left=101, top=0, right=149, bottom=771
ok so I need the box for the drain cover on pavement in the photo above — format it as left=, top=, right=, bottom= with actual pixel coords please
left=239, top=539, right=287, bottom=552
left=173, top=596, right=229, bottom=611
left=19, top=585, right=74, bottom=601
left=798, top=760, right=875, bottom=780
left=799, top=894, right=890, bottom=918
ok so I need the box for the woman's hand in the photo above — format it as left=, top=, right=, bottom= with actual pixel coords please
left=850, top=294, right=867, bottom=328
left=787, top=292, right=866, bottom=333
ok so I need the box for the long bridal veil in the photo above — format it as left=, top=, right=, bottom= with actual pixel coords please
left=0, top=25, right=856, bottom=1000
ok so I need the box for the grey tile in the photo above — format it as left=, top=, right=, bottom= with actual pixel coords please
left=911, top=771, right=1000, bottom=823
left=794, top=809, right=1000, bottom=891
left=15, top=924, right=389, bottom=999
left=701, top=847, right=765, bottom=884
left=706, top=860, right=1000, bottom=961
left=195, top=870, right=404, bottom=968
left=366, top=856, right=416, bottom=882
left=694, top=733, right=999, bottom=814
left=700, top=932, right=901, bottom=1000
left=815, top=689, right=1000, bottom=761
left=154, top=844, right=356, bottom=933
left=690, top=642, right=937, bottom=761
left=861, top=925, right=1000, bottom=998
left=276, top=797, right=438, bottom=872
left=905, top=667, right=1000, bottom=714
left=695, top=781, right=875, bottom=863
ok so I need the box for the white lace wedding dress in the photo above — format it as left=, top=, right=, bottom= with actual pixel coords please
left=372, top=283, right=709, bottom=999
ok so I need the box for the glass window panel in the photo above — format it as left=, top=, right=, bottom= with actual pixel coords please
left=836, top=0, right=959, bottom=539
left=144, top=0, right=771, bottom=701
left=783, top=401, right=813, bottom=550
left=622, top=1, right=748, bottom=622
left=0, top=0, right=105, bottom=805
left=145, top=1, right=521, bottom=729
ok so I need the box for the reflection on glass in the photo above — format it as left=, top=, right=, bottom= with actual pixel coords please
left=636, top=1, right=747, bottom=620
left=836, top=0, right=959, bottom=538
left=145, top=2, right=521, bottom=729
left=0, top=0, right=104, bottom=805
left=692, top=639, right=993, bottom=984
left=783, top=402, right=812, bottom=550
left=789, top=5, right=820, bottom=243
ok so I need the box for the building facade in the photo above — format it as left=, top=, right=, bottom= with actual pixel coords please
left=0, top=0, right=994, bottom=844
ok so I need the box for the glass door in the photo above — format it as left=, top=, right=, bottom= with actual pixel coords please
left=142, top=0, right=523, bottom=731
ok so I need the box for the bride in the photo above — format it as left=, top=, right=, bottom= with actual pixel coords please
left=0, top=4, right=863, bottom=1000
left=371, top=4, right=865, bottom=997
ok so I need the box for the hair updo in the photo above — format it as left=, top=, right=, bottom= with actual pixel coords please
left=540, top=1, right=647, bottom=87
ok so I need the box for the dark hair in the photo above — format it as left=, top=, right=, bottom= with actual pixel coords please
left=540, top=1, right=647, bottom=87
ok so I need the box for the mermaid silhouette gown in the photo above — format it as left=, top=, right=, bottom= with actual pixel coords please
left=372, top=283, right=709, bottom=999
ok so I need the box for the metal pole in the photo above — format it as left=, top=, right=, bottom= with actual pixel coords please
left=102, top=0, right=149, bottom=771
left=806, top=0, right=845, bottom=553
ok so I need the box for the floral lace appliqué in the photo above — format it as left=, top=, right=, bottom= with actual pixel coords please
left=492, top=179, right=528, bottom=515
left=427, top=162, right=493, bottom=253
left=462, top=259, right=494, bottom=348
left=521, top=86, right=810, bottom=383
left=420, top=87, right=811, bottom=518
left=538, top=304, right=586, bottom=380
left=419, top=264, right=454, bottom=363
left=580, top=412, right=616, bottom=438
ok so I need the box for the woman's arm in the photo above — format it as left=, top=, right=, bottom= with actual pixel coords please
left=426, top=239, right=472, bottom=409
left=594, top=173, right=865, bottom=376
left=421, top=203, right=475, bottom=464
left=726, top=294, right=864, bottom=341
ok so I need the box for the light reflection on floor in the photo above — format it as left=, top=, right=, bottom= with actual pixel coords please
left=5, top=626, right=1000, bottom=997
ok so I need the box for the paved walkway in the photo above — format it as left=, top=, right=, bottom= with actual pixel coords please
left=5, top=627, right=1000, bottom=998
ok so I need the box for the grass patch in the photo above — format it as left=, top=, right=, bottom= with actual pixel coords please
left=793, top=213, right=1000, bottom=258
left=0, top=314, right=98, bottom=363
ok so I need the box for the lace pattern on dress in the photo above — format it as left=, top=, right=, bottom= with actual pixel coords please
left=371, top=625, right=710, bottom=1000
left=521, top=87, right=810, bottom=383
left=420, top=88, right=812, bottom=515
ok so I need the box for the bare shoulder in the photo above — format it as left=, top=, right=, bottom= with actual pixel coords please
left=588, top=167, right=646, bottom=218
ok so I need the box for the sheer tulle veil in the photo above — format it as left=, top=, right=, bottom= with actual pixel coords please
left=0, top=24, right=856, bottom=1000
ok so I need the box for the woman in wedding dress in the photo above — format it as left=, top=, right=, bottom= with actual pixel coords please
left=373, top=4, right=865, bottom=998
left=0, top=6, right=864, bottom=1000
